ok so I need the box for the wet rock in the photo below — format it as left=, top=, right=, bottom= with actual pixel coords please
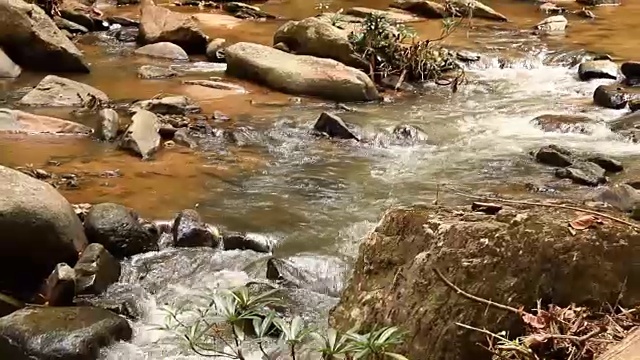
left=533, top=144, right=573, bottom=167
left=630, top=99, right=640, bottom=113
left=0, top=48, right=20, bottom=78
left=134, top=42, right=188, bottom=60
left=331, top=205, right=640, bottom=360
left=97, top=108, right=119, bottom=141
left=106, top=16, right=139, bottom=27
left=139, top=0, right=209, bottom=53
left=609, top=111, right=640, bottom=137
left=530, top=114, right=593, bottom=134
left=226, top=42, right=380, bottom=102
left=578, top=60, right=618, bottom=81
left=113, top=27, right=138, bottom=42
left=223, top=232, right=274, bottom=253
left=390, top=0, right=448, bottom=18
left=587, top=155, right=623, bottom=173
left=205, top=38, right=226, bottom=62
left=132, top=95, right=200, bottom=115
left=577, top=0, right=620, bottom=5
left=0, top=306, right=132, bottom=360
left=137, top=65, right=178, bottom=79
left=273, top=17, right=365, bottom=69
left=534, top=15, right=568, bottom=34
left=266, top=255, right=349, bottom=297
left=171, top=209, right=217, bottom=247
left=119, top=109, right=161, bottom=159
left=380, top=74, right=416, bottom=92
left=592, top=184, right=640, bottom=212
left=555, top=161, right=606, bottom=186
left=43, top=263, right=76, bottom=306
left=75, top=283, right=146, bottom=320
left=0, top=109, right=93, bottom=134
left=84, top=203, right=159, bottom=258
left=593, top=84, right=631, bottom=109
left=19, top=75, right=108, bottom=107
left=313, top=112, right=359, bottom=140
left=117, top=0, right=139, bottom=4
left=621, top=61, right=640, bottom=82
left=74, top=243, right=121, bottom=295
left=182, top=79, right=246, bottom=93
left=59, top=0, right=107, bottom=31
left=345, top=7, right=420, bottom=23
left=0, top=166, right=87, bottom=300
left=455, top=50, right=480, bottom=62
left=0, top=0, right=90, bottom=72
left=172, top=127, right=197, bottom=148
left=53, top=16, right=89, bottom=34
left=222, top=2, right=275, bottom=19
left=448, top=0, right=508, bottom=21
left=392, top=124, right=428, bottom=143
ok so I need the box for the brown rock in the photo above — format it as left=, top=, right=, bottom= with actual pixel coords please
left=530, top=114, right=594, bottom=134
left=390, top=0, right=448, bottom=18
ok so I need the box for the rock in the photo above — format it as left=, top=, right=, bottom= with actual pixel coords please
left=266, top=255, right=349, bottom=297
left=610, top=112, right=640, bottom=142
left=0, top=0, right=89, bottom=72
left=117, top=0, right=139, bottom=4
left=530, top=114, right=593, bottom=134
left=578, top=60, right=618, bottom=81
left=171, top=209, right=217, bottom=247
left=621, top=61, right=640, bottom=82
left=598, top=327, right=640, bottom=360
left=313, top=112, right=359, bottom=140
left=75, top=283, right=145, bottom=320
left=223, top=232, right=274, bottom=253
left=448, top=0, right=508, bottom=21
left=182, top=79, right=246, bottom=93
left=53, top=16, right=89, bottom=34
left=592, top=184, right=640, bottom=212
left=273, top=17, right=365, bottom=69
left=573, top=8, right=596, bottom=19
left=0, top=166, right=87, bottom=300
left=43, top=263, right=76, bottom=306
left=534, top=15, right=568, bottom=33
left=134, top=42, right=188, bottom=60
left=533, top=144, right=573, bottom=167
left=0, top=293, right=23, bottom=318
left=137, top=65, right=178, bottom=79
left=577, top=0, right=620, bottom=5
left=345, top=7, right=420, bottom=23
left=226, top=42, right=379, bottom=102
left=587, top=155, right=623, bottom=173
left=540, top=2, right=565, bottom=14
left=593, top=84, right=633, bottom=109
left=0, top=109, right=93, bottom=134
left=630, top=99, right=640, bottom=113
left=132, top=95, right=200, bottom=115
left=331, top=205, right=640, bottom=360
left=19, top=75, right=108, bottom=107
left=0, top=48, right=20, bottom=78
left=107, top=16, right=139, bottom=27
left=380, top=74, right=416, bottom=92
left=74, top=243, right=121, bottom=295
left=112, top=27, right=138, bottom=42
left=97, top=108, right=119, bottom=141
left=222, top=2, right=275, bottom=19
left=59, top=0, right=106, bottom=31
left=84, top=203, right=159, bottom=258
left=172, top=127, right=197, bottom=148
left=555, top=161, right=606, bottom=186
left=0, top=306, right=131, bottom=360
left=392, top=124, right=428, bottom=143
left=119, top=109, right=161, bottom=159
left=139, top=0, right=209, bottom=53
left=390, top=0, right=448, bottom=18
left=205, top=38, right=226, bottom=62
left=455, top=50, right=481, bottom=62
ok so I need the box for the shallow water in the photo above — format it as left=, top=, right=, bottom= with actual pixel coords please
left=2, top=0, right=640, bottom=358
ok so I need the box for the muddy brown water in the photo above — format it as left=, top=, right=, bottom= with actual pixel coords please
left=2, top=1, right=640, bottom=358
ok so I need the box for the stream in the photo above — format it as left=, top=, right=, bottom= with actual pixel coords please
left=1, top=0, right=640, bottom=358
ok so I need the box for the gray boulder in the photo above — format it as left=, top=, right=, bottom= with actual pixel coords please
left=138, top=0, right=208, bottom=53
left=119, top=109, right=161, bottom=160
left=0, top=165, right=87, bottom=300
left=53, top=16, right=89, bottom=34
left=137, top=65, right=179, bottom=79
left=225, top=42, right=379, bottom=102
left=0, top=0, right=89, bottom=72
left=134, top=42, right=188, bottom=60
left=578, top=60, right=618, bottom=81
left=555, top=161, right=606, bottom=186
left=0, top=307, right=131, bottom=360
left=83, top=203, right=159, bottom=258
left=97, top=108, right=119, bottom=141
left=592, top=184, right=640, bottom=212
left=587, top=155, right=623, bottom=173
left=19, top=75, right=109, bottom=107
left=0, top=48, right=20, bottom=78
left=171, top=209, right=217, bottom=247
left=74, top=243, right=121, bottom=295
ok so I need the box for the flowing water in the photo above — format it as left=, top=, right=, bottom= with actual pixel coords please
left=2, top=0, right=640, bottom=358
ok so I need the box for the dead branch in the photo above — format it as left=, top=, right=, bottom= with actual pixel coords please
left=433, top=268, right=524, bottom=315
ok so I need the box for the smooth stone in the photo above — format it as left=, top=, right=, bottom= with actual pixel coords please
left=621, top=61, right=640, bottom=81
left=119, top=109, right=161, bottom=159
left=19, top=75, right=109, bottom=107
left=134, top=42, right=188, bottom=60
left=593, top=84, right=631, bottom=109
left=578, top=60, right=618, bottom=81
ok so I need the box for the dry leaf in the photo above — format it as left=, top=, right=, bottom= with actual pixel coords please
left=569, top=215, right=602, bottom=230
left=522, top=312, right=548, bottom=329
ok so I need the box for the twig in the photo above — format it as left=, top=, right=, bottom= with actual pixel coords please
left=433, top=268, right=524, bottom=315
left=456, top=323, right=535, bottom=359
left=537, top=327, right=605, bottom=344
left=443, top=185, right=640, bottom=230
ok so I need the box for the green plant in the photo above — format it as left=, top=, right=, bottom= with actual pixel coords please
left=160, top=286, right=410, bottom=360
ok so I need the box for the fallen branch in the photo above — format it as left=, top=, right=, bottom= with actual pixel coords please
left=443, top=185, right=640, bottom=230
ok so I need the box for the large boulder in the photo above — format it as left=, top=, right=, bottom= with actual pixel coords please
left=273, top=17, right=365, bottom=69
left=330, top=205, right=640, bottom=360
left=58, top=0, right=106, bottom=32
left=0, top=48, right=20, bottom=78
left=592, top=184, right=640, bottom=212
left=19, top=75, right=109, bottom=107
left=0, top=0, right=89, bottom=72
left=119, top=109, right=161, bottom=160
left=83, top=203, right=159, bottom=258
left=0, top=306, right=131, bottom=360
left=0, top=166, right=87, bottom=300
left=0, top=109, right=93, bottom=135
left=225, top=42, right=380, bottom=102
left=138, top=0, right=209, bottom=53
left=74, top=243, right=121, bottom=295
